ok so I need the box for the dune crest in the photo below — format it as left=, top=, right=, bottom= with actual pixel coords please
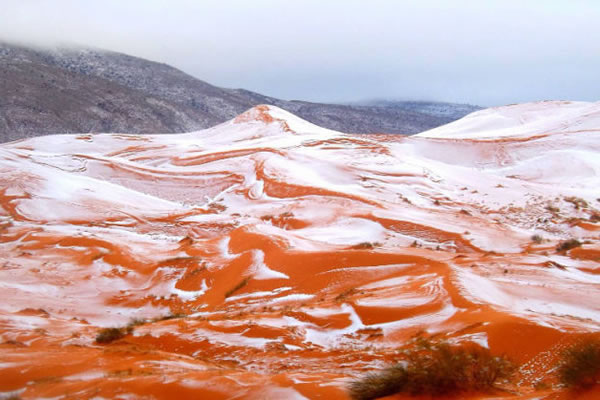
left=0, top=103, right=599, bottom=399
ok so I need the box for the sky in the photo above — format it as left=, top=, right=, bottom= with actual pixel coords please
left=1, top=0, right=599, bottom=106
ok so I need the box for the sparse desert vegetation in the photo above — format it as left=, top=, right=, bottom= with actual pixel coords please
left=556, top=239, right=582, bottom=252
left=558, top=339, right=600, bottom=389
left=225, top=277, right=250, bottom=298
left=350, top=242, right=380, bottom=250
left=564, top=196, right=589, bottom=210
left=531, top=234, right=543, bottom=244
left=95, top=326, right=133, bottom=344
left=154, top=313, right=187, bottom=321
left=95, top=313, right=188, bottom=344
left=348, top=339, right=514, bottom=400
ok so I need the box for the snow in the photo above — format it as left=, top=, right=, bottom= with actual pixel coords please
left=304, top=304, right=364, bottom=348
left=291, top=217, right=386, bottom=246
left=145, top=360, right=208, bottom=372
left=449, top=333, right=489, bottom=348
left=378, top=303, right=459, bottom=335
left=417, top=100, right=600, bottom=139
left=268, top=294, right=315, bottom=304
left=265, top=105, right=340, bottom=137
left=3, top=151, right=186, bottom=222
left=262, top=151, right=357, bottom=190
left=454, top=267, right=600, bottom=328
left=247, top=386, right=310, bottom=400
left=250, top=250, right=289, bottom=280
left=248, top=179, right=264, bottom=200
left=1, top=99, right=600, bottom=392
left=170, top=279, right=209, bottom=301
left=358, top=273, right=437, bottom=290
left=225, top=287, right=292, bottom=302
left=497, top=149, right=600, bottom=186
left=187, top=327, right=275, bottom=349
left=218, top=237, right=235, bottom=259
left=64, top=370, right=106, bottom=381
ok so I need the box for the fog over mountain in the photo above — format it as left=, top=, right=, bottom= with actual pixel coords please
left=1, top=0, right=598, bottom=106
left=0, top=42, right=480, bottom=142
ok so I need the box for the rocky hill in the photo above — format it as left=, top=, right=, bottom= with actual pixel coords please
left=0, top=42, right=480, bottom=142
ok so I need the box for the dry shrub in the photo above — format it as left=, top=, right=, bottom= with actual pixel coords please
left=95, top=326, right=133, bottom=344
left=558, top=339, right=600, bottom=389
left=127, top=318, right=147, bottom=327
left=564, top=196, right=588, bottom=210
left=348, top=339, right=514, bottom=400
left=351, top=242, right=379, bottom=250
left=225, top=277, right=250, bottom=298
left=153, top=312, right=186, bottom=321
left=349, top=365, right=409, bottom=400
left=531, top=234, right=543, bottom=244
left=335, top=288, right=358, bottom=302
left=556, top=239, right=582, bottom=252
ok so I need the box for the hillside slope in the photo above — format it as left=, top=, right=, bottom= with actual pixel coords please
left=0, top=42, right=479, bottom=142
left=0, top=101, right=598, bottom=399
left=355, top=99, right=482, bottom=120
left=417, top=100, right=600, bottom=139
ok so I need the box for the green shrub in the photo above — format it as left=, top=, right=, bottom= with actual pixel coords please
left=558, top=339, right=600, bottom=389
left=348, top=340, right=514, bottom=400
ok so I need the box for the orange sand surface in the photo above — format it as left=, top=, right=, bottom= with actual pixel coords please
left=0, top=104, right=599, bottom=399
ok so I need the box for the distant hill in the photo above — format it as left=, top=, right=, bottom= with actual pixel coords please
left=354, top=99, right=482, bottom=120
left=0, top=42, right=481, bottom=142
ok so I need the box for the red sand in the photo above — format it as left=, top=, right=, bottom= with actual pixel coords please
left=0, top=105, right=599, bottom=399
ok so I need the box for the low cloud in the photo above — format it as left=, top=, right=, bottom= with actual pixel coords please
left=2, top=0, right=599, bottom=106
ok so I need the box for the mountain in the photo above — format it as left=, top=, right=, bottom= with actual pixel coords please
left=0, top=41, right=479, bottom=142
left=352, top=99, right=482, bottom=120
left=0, top=101, right=598, bottom=399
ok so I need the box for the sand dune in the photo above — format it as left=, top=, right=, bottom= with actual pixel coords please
left=0, top=102, right=599, bottom=399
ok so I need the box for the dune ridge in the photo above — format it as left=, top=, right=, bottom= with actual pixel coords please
left=0, top=102, right=599, bottom=399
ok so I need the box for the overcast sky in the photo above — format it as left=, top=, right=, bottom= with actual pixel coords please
left=1, top=0, right=599, bottom=106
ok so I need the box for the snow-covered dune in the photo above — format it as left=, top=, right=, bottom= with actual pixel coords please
left=0, top=103, right=598, bottom=399
left=417, top=100, right=600, bottom=139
